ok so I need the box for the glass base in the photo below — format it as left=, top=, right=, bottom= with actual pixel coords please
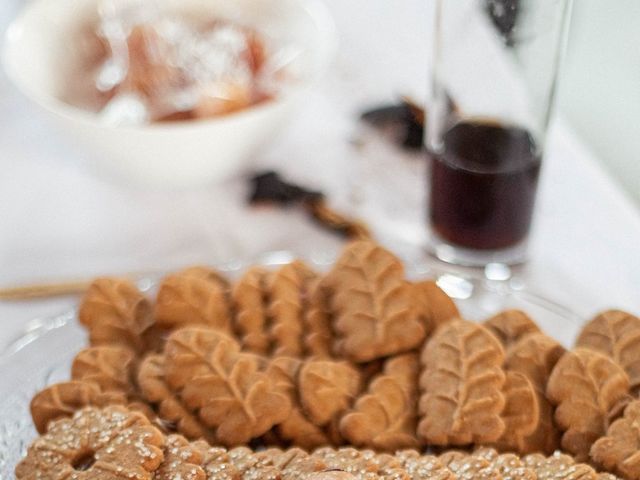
left=427, top=232, right=529, bottom=268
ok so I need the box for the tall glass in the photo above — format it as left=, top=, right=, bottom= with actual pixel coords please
left=426, top=0, right=573, bottom=266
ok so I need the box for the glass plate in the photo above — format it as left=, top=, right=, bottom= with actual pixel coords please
left=0, top=253, right=582, bottom=478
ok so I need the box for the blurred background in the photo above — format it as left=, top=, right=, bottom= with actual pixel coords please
left=560, top=0, right=640, bottom=205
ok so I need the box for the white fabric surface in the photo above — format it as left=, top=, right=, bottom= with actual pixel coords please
left=0, top=0, right=639, bottom=351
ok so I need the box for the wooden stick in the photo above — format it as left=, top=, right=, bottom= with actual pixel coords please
left=0, top=280, right=93, bottom=301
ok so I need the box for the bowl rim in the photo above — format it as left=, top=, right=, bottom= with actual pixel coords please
left=1, top=0, right=338, bottom=132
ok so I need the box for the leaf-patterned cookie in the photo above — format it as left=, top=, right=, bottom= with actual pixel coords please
left=547, top=347, right=631, bottom=460
left=492, top=372, right=540, bottom=454
left=267, top=356, right=331, bottom=449
left=165, top=329, right=291, bottom=447
left=483, top=310, right=541, bottom=347
left=299, top=359, right=362, bottom=427
left=71, top=345, right=136, bottom=394
left=267, top=262, right=315, bottom=357
left=591, top=399, right=640, bottom=480
left=418, top=319, right=506, bottom=445
left=303, top=278, right=334, bottom=358
left=576, top=310, right=640, bottom=394
left=339, top=353, right=420, bottom=450
left=155, top=267, right=232, bottom=333
left=164, top=327, right=240, bottom=391
left=137, top=354, right=214, bottom=442
left=78, top=277, right=154, bottom=353
left=412, top=280, right=459, bottom=335
left=505, top=332, right=566, bottom=454
left=324, top=240, right=426, bottom=362
left=231, top=266, right=270, bottom=354
left=30, top=381, right=126, bottom=434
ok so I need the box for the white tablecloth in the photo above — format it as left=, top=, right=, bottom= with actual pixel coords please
left=0, top=0, right=639, bottom=351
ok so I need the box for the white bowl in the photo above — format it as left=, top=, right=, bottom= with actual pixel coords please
left=2, top=0, right=337, bottom=188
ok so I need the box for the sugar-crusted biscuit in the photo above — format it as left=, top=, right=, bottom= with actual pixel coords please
left=16, top=406, right=165, bottom=480
left=155, top=434, right=205, bottom=480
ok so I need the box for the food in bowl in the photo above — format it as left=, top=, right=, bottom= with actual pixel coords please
left=65, top=2, right=299, bottom=126
left=2, top=0, right=337, bottom=186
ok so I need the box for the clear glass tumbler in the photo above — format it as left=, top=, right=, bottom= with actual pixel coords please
left=426, top=0, right=573, bottom=266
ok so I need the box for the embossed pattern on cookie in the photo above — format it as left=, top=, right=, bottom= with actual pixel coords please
left=178, top=350, right=291, bottom=445
left=299, top=359, right=362, bottom=427
left=324, top=241, right=426, bottom=363
left=232, top=267, right=270, bottom=354
left=267, top=356, right=330, bottom=449
left=547, top=348, right=631, bottom=460
left=164, top=327, right=240, bottom=391
left=483, top=310, right=541, bottom=347
left=304, top=278, right=334, bottom=358
left=339, top=353, right=419, bottom=450
left=30, top=381, right=126, bottom=434
left=155, top=267, right=232, bottom=332
left=412, top=280, right=459, bottom=335
left=137, top=354, right=214, bottom=441
left=505, top=332, right=565, bottom=454
left=79, top=277, right=154, bottom=353
left=267, top=262, right=314, bottom=357
left=418, top=319, right=506, bottom=445
left=492, top=372, right=540, bottom=454
left=591, top=399, right=640, bottom=480
left=71, top=345, right=136, bottom=395
left=576, top=310, right=640, bottom=394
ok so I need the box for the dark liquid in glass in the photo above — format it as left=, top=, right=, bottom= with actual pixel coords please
left=429, top=121, right=541, bottom=250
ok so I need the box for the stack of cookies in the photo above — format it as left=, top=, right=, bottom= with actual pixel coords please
left=16, top=405, right=621, bottom=480
left=17, top=240, right=640, bottom=480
